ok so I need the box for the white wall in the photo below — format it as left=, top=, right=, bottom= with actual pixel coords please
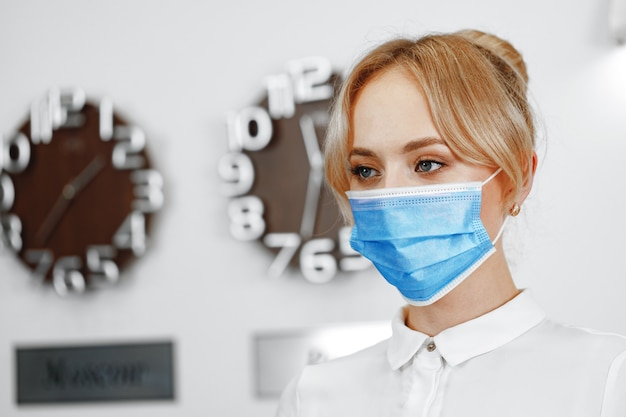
left=0, top=0, right=625, bottom=416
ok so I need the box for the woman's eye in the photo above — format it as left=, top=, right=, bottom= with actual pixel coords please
left=416, top=160, right=443, bottom=173
left=352, top=166, right=378, bottom=179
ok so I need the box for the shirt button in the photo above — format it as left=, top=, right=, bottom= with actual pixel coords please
left=427, top=341, right=436, bottom=352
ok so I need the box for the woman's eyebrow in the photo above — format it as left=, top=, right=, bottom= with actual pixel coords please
left=348, top=147, right=376, bottom=158
left=401, top=137, right=446, bottom=153
left=348, top=136, right=448, bottom=157
left=349, top=137, right=446, bottom=158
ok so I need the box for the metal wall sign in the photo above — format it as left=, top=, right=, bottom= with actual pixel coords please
left=253, top=322, right=390, bottom=397
left=16, top=341, right=174, bottom=404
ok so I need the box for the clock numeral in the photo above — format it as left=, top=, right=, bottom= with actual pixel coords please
left=113, top=211, right=147, bottom=256
left=52, top=256, right=86, bottom=296
left=131, top=169, right=164, bottom=213
left=261, top=228, right=370, bottom=280
left=0, top=213, right=22, bottom=252
left=262, top=229, right=369, bottom=280
left=0, top=174, right=15, bottom=212
left=263, top=233, right=302, bottom=278
left=1, top=132, right=31, bottom=174
left=227, top=107, right=273, bottom=152
left=30, top=88, right=86, bottom=144
left=338, top=226, right=371, bottom=272
left=300, top=238, right=337, bottom=284
left=24, top=249, right=54, bottom=280
left=99, top=97, right=114, bottom=141
left=25, top=247, right=121, bottom=291
left=287, top=56, right=333, bottom=104
left=112, top=126, right=146, bottom=170
left=87, top=245, right=119, bottom=285
left=228, top=195, right=265, bottom=241
left=217, top=152, right=254, bottom=197
left=265, top=57, right=333, bottom=119
left=266, top=73, right=295, bottom=119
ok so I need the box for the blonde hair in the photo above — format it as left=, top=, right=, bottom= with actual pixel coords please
left=325, top=29, right=536, bottom=221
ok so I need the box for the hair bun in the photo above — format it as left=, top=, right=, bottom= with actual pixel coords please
left=456, top=29, right=529, bottom=85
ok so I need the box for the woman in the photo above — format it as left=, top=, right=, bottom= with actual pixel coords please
left=276, top=29, right=626, bottom=416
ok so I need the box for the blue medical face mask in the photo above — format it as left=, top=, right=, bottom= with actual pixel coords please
left=347, top=169, right=504, bottom=306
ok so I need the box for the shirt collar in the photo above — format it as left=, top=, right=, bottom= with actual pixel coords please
left=387, top=290, right=546, bottom=369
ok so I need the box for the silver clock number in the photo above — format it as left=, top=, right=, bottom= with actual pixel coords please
left=112, top=126, right=146, bottom=170
left=0, top=133, right=30, bottom=245
left=87, top=245, right=119, bottom=285
left=266, top=56, right=333, bottom=119
left=99, top=97, right=114, bottom=141
left=287, top=56, right=334, bottom=104
left=262, top=229, right=370, bottom=281
left=1, top=132, right=31, bottom=174
left=30, top=88, right=86, bottom=144
left=264, top=233, right=302, bottom=278
left=221, top=106, right=273, bottom=239
left=338, top=227, right=371, bottom=272
left=0, top=174, right=15, bottom=212
left=217, top=152, right=254, bottom=197
left=219, top=106, right=272, bottom=197
left=24, top=246, right=121, bottom=295
left=228, top=196, right=265, bottom=241
left=266, top=73, right=295, bottom=119
left=131, top=169, right=164, bottom=213
left=52, top=256, right=86, bottom=296
left=113, top=211, right=147, bottom=256
left=300, top=238, right=337, bottom=284
left=0, top=214, right=22, bottom=252
left=227, top=106, right=273, bottom=152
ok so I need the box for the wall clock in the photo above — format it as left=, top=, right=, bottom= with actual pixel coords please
left=217, top=56, right=370, bottom=284
left=0, top=88, right=164, bottom=296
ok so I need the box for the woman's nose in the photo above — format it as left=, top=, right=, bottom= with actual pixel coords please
left=381, top=166, right=415, bottom=189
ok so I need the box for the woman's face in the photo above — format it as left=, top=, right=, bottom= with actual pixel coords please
left=349, top=66, right=508, bottom=240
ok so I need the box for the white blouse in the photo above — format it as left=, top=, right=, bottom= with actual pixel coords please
left=276, top=291, right=626, bottom=417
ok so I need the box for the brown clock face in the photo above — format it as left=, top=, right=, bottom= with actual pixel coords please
left=0, top=88, right=164, bottom=295
left=218, top=57, right=370, bottom=283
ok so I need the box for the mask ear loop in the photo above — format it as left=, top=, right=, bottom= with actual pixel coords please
left=492, top=216, right=509, bottom=245
left=482, top=167, right=502, bottom=186
left=482, top=167, right=507, bottom=245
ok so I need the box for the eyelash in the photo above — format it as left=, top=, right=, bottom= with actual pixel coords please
left=415, top=159, right=445, bottom=173
left=349, top=159, right=446, bottom=182
left=350, top=165, right=378, bottom=181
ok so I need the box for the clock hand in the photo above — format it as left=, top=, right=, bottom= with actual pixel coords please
left=35, top=155, right=106, bottom=245
left=34, top=194, right=70, bottom=246
left=299, top=114, right=324, bottom=239
left=63, top=155, right=106, bottom=198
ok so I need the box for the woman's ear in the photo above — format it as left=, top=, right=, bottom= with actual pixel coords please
left=517, top=151, right=538, bottom=205
left=503, top=152, right=537, bottom=216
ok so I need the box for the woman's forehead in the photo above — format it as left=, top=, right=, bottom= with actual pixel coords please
left=351, top=68, right=440, bottom=150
